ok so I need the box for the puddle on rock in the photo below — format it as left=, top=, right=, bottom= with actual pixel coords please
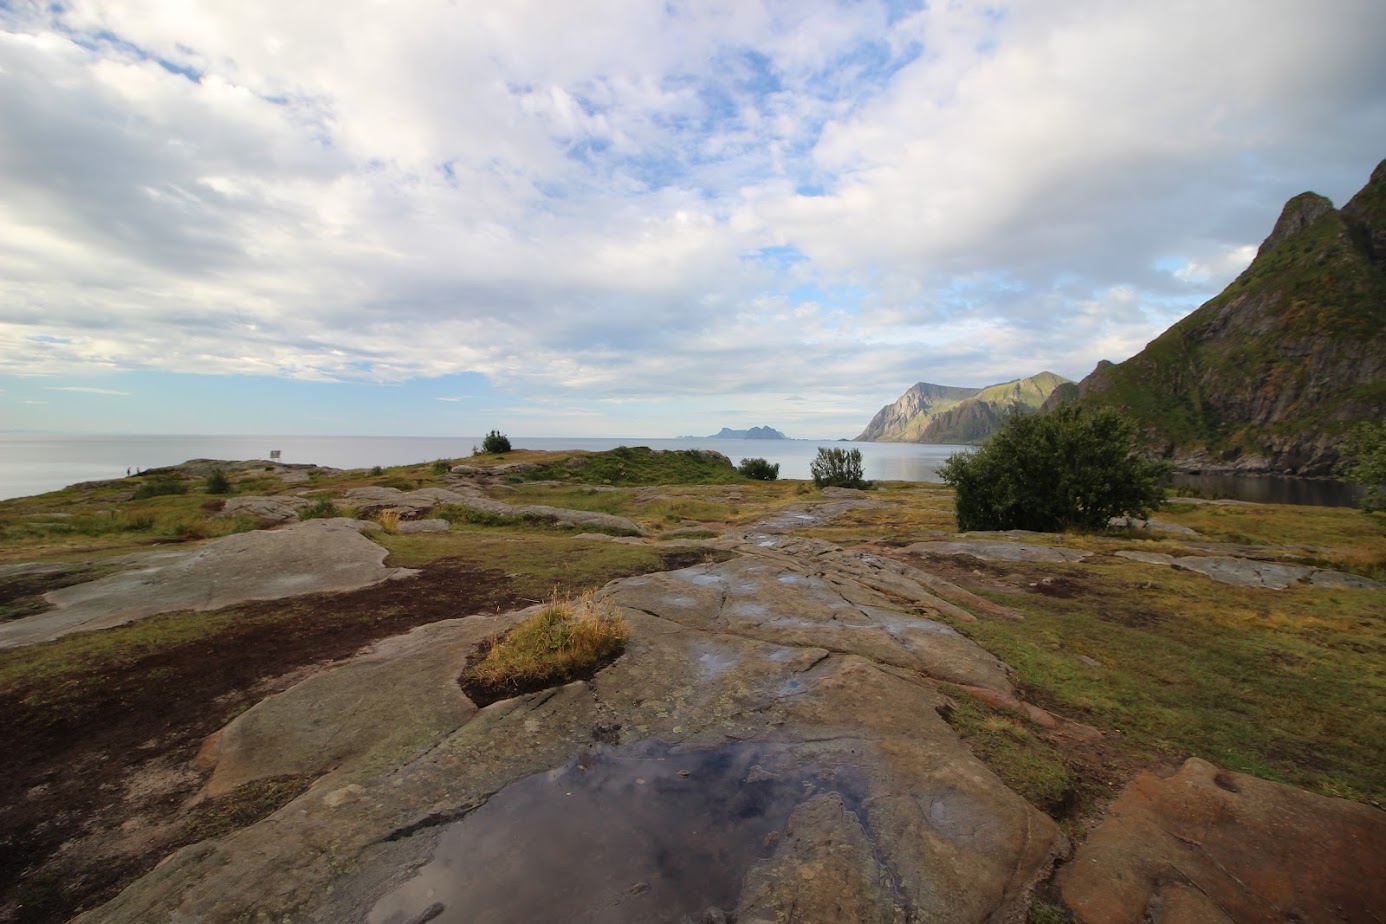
left=368, top=739, right=867, bottom=924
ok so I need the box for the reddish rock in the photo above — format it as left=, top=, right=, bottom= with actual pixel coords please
left=1059, top=757, right=1386, bottom=923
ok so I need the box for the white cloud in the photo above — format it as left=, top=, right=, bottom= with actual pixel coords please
left=1, top=0, right=1384, bottom=434
left=46, top=386, right=131, bottom=396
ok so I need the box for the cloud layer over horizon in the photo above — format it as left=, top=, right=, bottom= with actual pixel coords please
left=3, top=0, right=1385, bottom=436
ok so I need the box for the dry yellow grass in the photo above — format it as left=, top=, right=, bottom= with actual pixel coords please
left=374, top=509, right=401, bottom=534
left=461, top=591, right=630, bottom=702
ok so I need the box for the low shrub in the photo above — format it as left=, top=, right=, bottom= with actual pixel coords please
left=481, top=430, right=512, bottom=454
left=132, top=476, right=189, bottom=500
left=369, top=465, right=384, bottom=476
left=1339, top=419, right=1385, bottom=512
left=298, top=497, right=342, bottom=520
left=738, top=457, right=780, bottom=481
left=430, top=459, right=451, bottom=475
left=810, top=447, right=869, bottom=489
left=205, top=469, right=233, bottom=495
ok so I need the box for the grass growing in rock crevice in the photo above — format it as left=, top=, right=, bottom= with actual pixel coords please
left=938, top=686, right=1078, bottom=817
left=935, top=556, right=1386, bottom=805
left=458, top=593, right=629, bottom=706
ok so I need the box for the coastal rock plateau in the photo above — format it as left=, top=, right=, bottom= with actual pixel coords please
left=77, top=532, right=1067, bottom=924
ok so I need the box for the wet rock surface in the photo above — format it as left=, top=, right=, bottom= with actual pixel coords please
left=1059, top=757, right=1386, bottom=924
left=78, top=526, right=1065, bottom=924
left=0, top=518, right=416, bottom=648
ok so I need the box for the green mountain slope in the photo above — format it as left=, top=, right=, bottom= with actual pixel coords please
left=1068, top=158, right=1386, bottom=475
left=857, top=372, right=1071, bottom=443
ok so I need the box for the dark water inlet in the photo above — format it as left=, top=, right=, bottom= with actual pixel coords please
left=1170, top=473, right=1363, bottom=507
left=367, top=739, right=867, bottom=924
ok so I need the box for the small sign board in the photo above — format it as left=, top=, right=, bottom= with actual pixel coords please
left=269, top=450, right=281, bottom=460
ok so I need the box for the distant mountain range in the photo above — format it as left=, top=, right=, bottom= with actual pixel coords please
left=707, top=426, right=788, bottom=440
left=1051, top=157, right=1386, bottom=476
left=856, top=372, right=1070, bottom=443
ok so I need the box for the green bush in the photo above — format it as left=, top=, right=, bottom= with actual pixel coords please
left=481, top=430, right=512, bottom=454
left=369, top=465, right=384, bottom=476
left=132, top=476, right=189, bottom=500
left=737, top=457, right=780, bottom=481
left=1339, top=419, right=1386, bottom=512
left=205, top=469, right=233, bottom=495
left=298, top=497, right=342, bottom=520
left=938, top=405, right=1171, bottom=532
left=431, top=459, right=451, bottom=475
left=810, top=447, right=868, bottom=489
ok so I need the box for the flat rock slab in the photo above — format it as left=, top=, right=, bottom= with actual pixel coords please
left=217, top=494, right=310, bottom=524
left=344, top=485, right=648, bottom=535
left=1108, top=516, right=1200, bottom=536
left=1113, top=551, right=1384, bottom=590
left=0, top=519, right=416, bottom=649
left=1059, top=757, right=1386, bottom=923
left=906, top=540, right=1093, bottom=563
left=81, top=537, right=1063, bottom=924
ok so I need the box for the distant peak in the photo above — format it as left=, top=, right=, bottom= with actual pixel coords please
left=1259, top=191, right=1335, bottom=256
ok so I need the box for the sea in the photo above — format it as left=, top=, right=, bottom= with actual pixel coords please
left=0, top=434, right=965, bottom=502
left=0, top=433, right=1360, bottom=507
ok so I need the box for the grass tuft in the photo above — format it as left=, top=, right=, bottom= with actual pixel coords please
left=459, top=591, right=629, bottom=705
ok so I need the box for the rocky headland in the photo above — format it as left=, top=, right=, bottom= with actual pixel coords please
left=857, top=373, right=1071, bottom=444
left=1057, top=158, right=1386, bottom=475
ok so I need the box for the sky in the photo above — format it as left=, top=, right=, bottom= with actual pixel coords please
left=2, top=1, right=1384, bottom=439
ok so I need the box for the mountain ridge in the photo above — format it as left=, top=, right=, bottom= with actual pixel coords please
left=1061, top=158, right=1386, bottom=475
left=857, top=372, right=1070, bottom=443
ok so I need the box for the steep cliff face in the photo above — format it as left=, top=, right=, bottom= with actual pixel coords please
left=1074, top=159, right=1386, bottom=475
left=856, top=382, right=980, bottom=441
left=857, top=372, right=1070, bottom=443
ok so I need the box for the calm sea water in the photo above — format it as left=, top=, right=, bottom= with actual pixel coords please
left=0, top=434, right=965, bottom=502
left=0, top=433, right=1359, bottom=507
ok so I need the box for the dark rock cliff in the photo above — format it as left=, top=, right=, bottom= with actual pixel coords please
left=1074, top=159, right=1386, bottom=476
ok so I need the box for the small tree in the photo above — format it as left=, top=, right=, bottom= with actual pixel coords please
left=811, top=447, right=869, bottom=489
left=938, top=405, right=1170, bottom=532
left=738, top=457, right=780, bottom=481
left=205, top=469, right=233, bottom=495
left=481, top=430, right=512, bottom=454
left=1339, top=419, right=1386, bottom=512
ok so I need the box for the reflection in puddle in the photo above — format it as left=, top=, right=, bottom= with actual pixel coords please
left=368, top=740, right=866, bottom=924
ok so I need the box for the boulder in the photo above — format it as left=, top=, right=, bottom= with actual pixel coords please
left=1059, top=757, right=1386, bottom=923
left=396, top=518, right=450, bottom=534
left=217, top=495, right=310, bottom=524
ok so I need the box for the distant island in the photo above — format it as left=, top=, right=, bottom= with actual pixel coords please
left=707, top=426, right=788, bottom=440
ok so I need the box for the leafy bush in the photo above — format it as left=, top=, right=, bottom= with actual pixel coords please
left=737, top=457, right=780, bottom=481
left=132, top=476, right=189, bottom=500
left=369, top=465, right=384, bottom=476
left=1339, top=419, right=1386, bottom=512
left=205, top=469, right=233, bottom=495
left=810, top=447, right=869, bottom=489
left=298, top=497, right=342, bottom=520
left=481, top=430, right=512, bottom=454
left=431, top=459, right=451, bottom=475
left=938, top=405, right=1171, bottom=532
